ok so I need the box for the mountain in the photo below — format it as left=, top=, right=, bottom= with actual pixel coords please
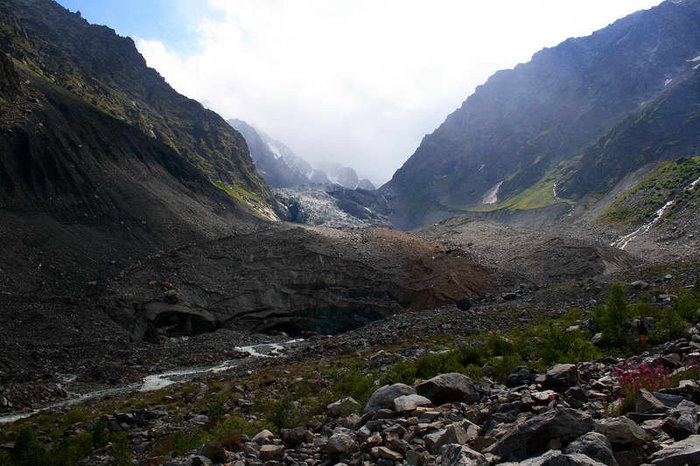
left=382, top=0, right=700, bottom=230
left=227, top=118, right=312, bottom=188
left=0, top=0, right=276, bottom=212
left=0, top=0, right=280, bottom=291
left=228, top=118, right=375, bottom=190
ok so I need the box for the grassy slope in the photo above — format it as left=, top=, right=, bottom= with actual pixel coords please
left=600, top=157, right=700, bottom=226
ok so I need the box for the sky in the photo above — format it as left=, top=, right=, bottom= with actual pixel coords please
left=57, top=0, right=662, bottom=185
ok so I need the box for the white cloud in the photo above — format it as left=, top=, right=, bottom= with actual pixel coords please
left=137, top=0, right=661, bottom=185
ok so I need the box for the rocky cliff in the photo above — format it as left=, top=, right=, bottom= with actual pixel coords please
left=382, top=0, right=700, bottom=230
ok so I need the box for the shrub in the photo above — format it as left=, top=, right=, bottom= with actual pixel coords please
left=597, top=283, right=633, bottom=348
left=676, top=289, right=700, bottom=323
left=651, top=310, right=689, bottom=344
left=269, top=395, right=304, bottom=431
left=11, top=427, right=51, bottom=466
left=331, top=368, right=375, bottom=405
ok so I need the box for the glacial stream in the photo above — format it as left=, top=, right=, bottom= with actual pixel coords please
left=611, top=174, right=700, bottom=250
left=0, top=340, right=302, bottom=425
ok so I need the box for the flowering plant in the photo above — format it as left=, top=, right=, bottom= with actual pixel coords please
left=615, top=362, right=671, bottom=400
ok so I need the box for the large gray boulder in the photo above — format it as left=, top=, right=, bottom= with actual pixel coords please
left=594, top=417, right=653, bottom=447
left=650, top=435, right=700, bottom=466
left=501, top=450, right=606, bottom=465
left=563, top=432, right=618, bottom=466
left=416, top=372, right=480, bottom=405
left=544, top=364, right=578, bottom=389
left=490, top=408, right=594, bottom=461
left=364, top=383, right=416, bottom=413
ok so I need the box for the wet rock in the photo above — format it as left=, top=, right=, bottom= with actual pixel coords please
left=507, top=366, right=535, bottom=388
left=327, top=397, right=361, bottom=417
left=545, top=364, right=578, bottom=389
left=364, top=383, right=416, bottom=413
left=490, top=408, right=594, bottom=461
left=564, top=432, right=618, bottom=466
left=440, top=443, right=488, bottom=465
left=394, top=394, right=433, bottom=412
left=327, top=432, right=356, bottom=454
left=595, top=417, right=652, bottom=447
left=650, top=435, right=700, bottom=465
left=416, top=373, right=480, bottom=404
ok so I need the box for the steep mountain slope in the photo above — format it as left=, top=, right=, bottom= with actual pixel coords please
left=382, top=0, right=700, bottom=230
left=228, top=118, right=375, bottom=190
left=227, top=118, right=312, bottom=188
left=0, top=0, right=276, bottom=211
left=0, top=51, right=261, bottom=291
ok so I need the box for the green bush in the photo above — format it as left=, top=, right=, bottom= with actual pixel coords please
left=676, top=289, right=700, bottom=323
left=536, top=324, right=600, bottom=365
left=269, top=395, right=304, bottom=431
left=597, top=283, right=633, bottom=348
left=651, top=310, right=689, bottom=344
left=331, top=368, right=375, bottom=405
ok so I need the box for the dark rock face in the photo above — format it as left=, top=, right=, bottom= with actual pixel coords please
left=381, top=0, right=700, bottom=230
left=563, top=432, right=618, bottom=466
left=416, top=372, right=480, bottom=405
left=0, top=51, right=19, bottom=98
left=491, top=408, right=594, bottom=461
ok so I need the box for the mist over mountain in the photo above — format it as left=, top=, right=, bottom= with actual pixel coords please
left=228, top=118, right=375, bottom=191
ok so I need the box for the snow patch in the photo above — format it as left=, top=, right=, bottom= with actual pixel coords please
left=664, top=78, right=673, bottom=86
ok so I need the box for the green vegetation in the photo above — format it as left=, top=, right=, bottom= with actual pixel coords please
left=602, top=157, right=700, bottom=226
left=468, top=163, right=576, bottom=213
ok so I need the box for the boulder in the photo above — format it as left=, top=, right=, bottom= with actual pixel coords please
left=595, top=417, right=653, bottom=447
left=364, top=383, right=416, bottom=413
left=501, top=450, right=607, bottom=465
left=259, top=444, right=285, bottom=461
left=393, top=394, right=433, bottom=412
left=440, top=443, right=488, bottom=465
left=252, top=429, right=275, bottom=444
left=327, top=397, right=361, bottom=417
left=456, top=296, right=473, bottom=311
left=564, top=432, right=618, bottom=466
left=663, top=400, right=699, bottom=440
left=544, top=364, right=578, bottom=389
left=636, top=389, right=666, bottom=413
left=280, top=427, right=312, bottom=447
left=327, top=432, right=357, bottom=455
left=416, top=373, right=480, bottom=405
left=490, top=408, right=594, bottom=461
left=650, top=435, right=700, bottom=466
left=507, top=366, right=535, bottom=388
